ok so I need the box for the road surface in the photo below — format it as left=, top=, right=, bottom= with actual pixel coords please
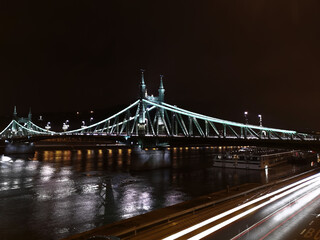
left=122, top=171, right=320, bottom=240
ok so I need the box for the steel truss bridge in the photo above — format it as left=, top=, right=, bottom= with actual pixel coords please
left=1, top=72, right=319, bottom=148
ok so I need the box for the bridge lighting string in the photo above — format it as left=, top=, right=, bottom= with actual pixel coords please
left=14, top=121, right=49, bottom=135
left=65, top=103, right=155, bottom=134
left=98, top=105, right=156, bottom=132
left=162, top=172, right=320, bottom=240
left=0, top=120, right=57, bottom=137
left=63, top=100, right=140, bottom=134
left=0, top=100, right=151, bottom=137
left=0, top=120, right=15, bottom=136
left=8, top=120, right=50, bottom=135
left=155, top=100, right=296, bottom=134
left=0, top=120, right=40, bottom=136
left=28, top=121, right=56, bottom=134
left=146, top=99, right=278, bottom=133
left=99, top=116, right=136, bottom=133
left=102, top=106, right=156, bottom=132
left=0, top=98, right=309, bottom=137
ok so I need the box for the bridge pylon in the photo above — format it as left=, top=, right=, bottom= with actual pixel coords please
left=138, top=69, right=147, bottom=136
left=137, top=70, right=167, bottom=136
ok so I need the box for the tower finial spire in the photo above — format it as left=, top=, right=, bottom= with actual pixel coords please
left=159, top=74, right=164, bottom=89
left=138, top=69, right=147, bottom=135
left=13, top=106, right=17, bottom=120
left=28, top=107, right=32, bottom=121
left=140, top=69, right=145, bottom=85
left=139, top=69, right=147, bottom=99
left=158, top=74, right=165, bottom=102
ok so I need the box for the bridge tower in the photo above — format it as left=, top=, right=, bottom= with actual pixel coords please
left=158, top=75, right=165, bottom=103
left=137, top=70, right=167, bottom=136
left=156, top=75, right=166, bottom=135
left=13, top=106, right=18, bottom=120
left=11, top=106, right=33, bottom=132
left=28, top=108, right=32, bottom=121
left=138, top=69, right=147, bottom=136
left=12, top=106, right=18, bottom=133
left=27, top=108, right=32, bottom=129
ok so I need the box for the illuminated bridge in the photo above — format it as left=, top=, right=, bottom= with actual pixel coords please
left=1, top=70, right=319, bottom=149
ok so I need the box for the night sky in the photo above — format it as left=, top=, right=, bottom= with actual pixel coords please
left=1, top=1, right=319, bottom=131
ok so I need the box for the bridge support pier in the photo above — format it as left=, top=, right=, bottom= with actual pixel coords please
left=137, top=123, right=146, bottom=136
left=130, top=146, right=171, bottom=171
left=4, top=142, right=35, bottom=155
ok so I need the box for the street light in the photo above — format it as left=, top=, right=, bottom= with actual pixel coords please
left=244, top=111, right=248, bottom=124
left=258, top=114, right=262, bottom=126
left=62, top=120, right=69, bottom=131
left=45, top=122, right=51, bottom=131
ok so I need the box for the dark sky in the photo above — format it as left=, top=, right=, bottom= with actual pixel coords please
left=0, top=0, right=319, bottom=131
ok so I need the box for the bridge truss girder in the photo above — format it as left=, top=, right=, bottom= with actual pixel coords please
left=0, top=120, right=55, bottom=139
left=56, top=99, right=315, bottom=142
left=0, top=99, right=317, bottom=143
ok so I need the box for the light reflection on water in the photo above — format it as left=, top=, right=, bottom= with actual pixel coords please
left=0, top=147, right=315, bottom=240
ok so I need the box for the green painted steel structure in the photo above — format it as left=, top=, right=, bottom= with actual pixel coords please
left=0, top=71, right=317, bottom=142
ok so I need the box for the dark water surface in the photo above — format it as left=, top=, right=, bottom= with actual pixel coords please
left=0, top=147, right=315, bottom=240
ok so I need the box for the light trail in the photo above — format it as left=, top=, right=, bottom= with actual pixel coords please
left=258, top=189, right=320, bottom=240
left=231, top=179, right=320, bottom=240
left=231, top=185, right=320, bottom=240
left=189, top=179, right=320, bottom=240
left=162, top=172, right=320, bottom=240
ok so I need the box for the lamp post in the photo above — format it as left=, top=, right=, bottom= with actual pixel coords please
left=258, top=114, right=262, bottom=126
left=62, top=120, right=69, bottom=132
left=45, top=122, right=51, bottom=131
left=244, top=111, right=248, bottom=124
